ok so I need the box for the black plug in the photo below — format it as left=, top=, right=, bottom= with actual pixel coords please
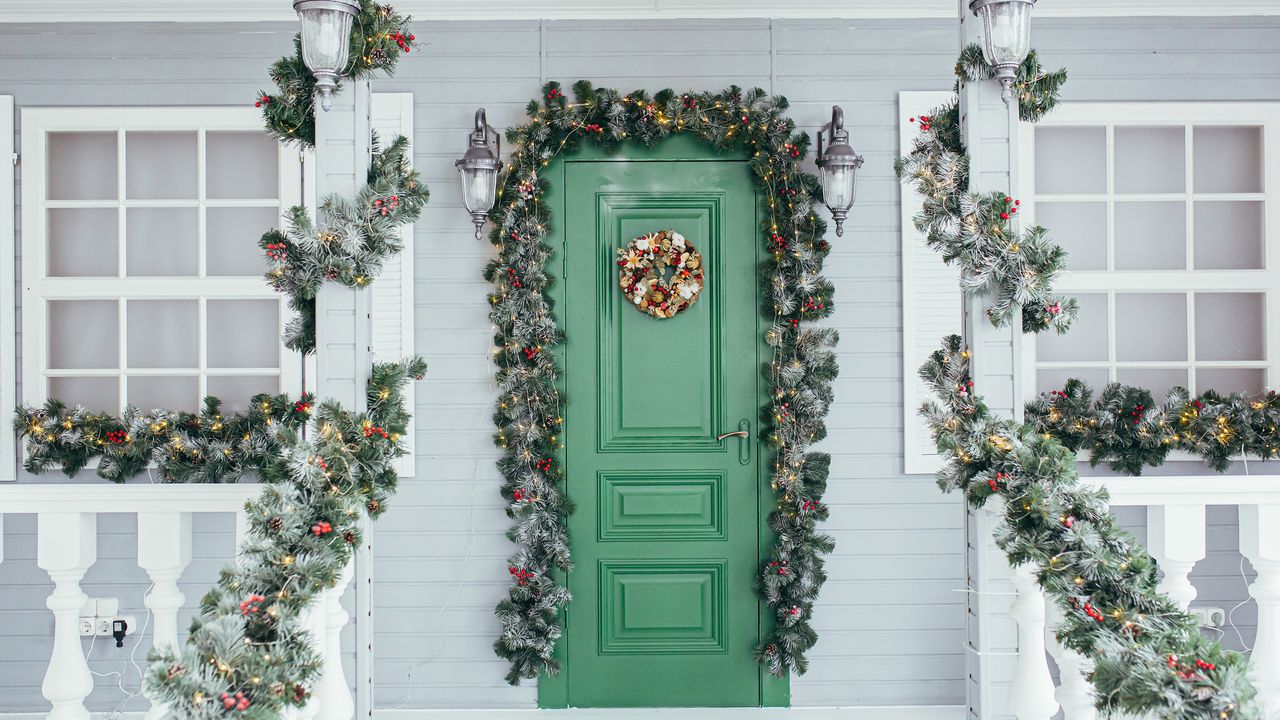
left=111, top=619, right=128, bottom=648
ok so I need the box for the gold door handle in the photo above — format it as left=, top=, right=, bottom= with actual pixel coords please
left=716, top=430, right=749, bottom=441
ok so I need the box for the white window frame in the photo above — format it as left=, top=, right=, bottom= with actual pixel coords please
left=20, top=107, right=304, bottom=416
left=1017, top=102, right=1280, bottom=427
left=1, top=95, right=15, bottom=481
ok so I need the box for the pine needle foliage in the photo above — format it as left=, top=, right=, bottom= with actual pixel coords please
left=140, top=356, right=425, bottom=718
left=1026, top=380, right=1280, bottom=475
left=16, top=394, right=313, bottom=483
left=487, top=80, right=837, bottom=683
left=896, top=46, right=1076, bottom=334
left=259, top=135, right=427, bottom=354
left=259, top=1, right=417, bottom=148
left=920, top=337, right=1257, bottom=720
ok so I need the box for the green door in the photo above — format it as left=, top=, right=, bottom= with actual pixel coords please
left=558, top=148, right=763, bottom=707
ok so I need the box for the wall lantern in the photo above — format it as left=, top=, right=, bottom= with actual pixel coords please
left=293, top=0, right=360, bottom=111
left=456, top=109, right=502, bottom=241
left=814, top=106, right=863, bottom=238
left=969, top=0, right=1036, bottom=105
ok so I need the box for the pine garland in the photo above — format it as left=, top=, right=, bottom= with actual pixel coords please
left=140, top=356, right=426, bottom=717
left=896, top=46, right=1076, bottom=334
left=259, top=135, right=428, bottom=354
left=258, top=1, right=417, bottom=148
left=921, top=337, right=1256, bottom=720
left=487, top=81, right=837, bottom=683
left=1026, top=380, right=1280, bottom=475
left=905, top=48, right=1260, bottom=719
left=16, top=394, right=314, bottom=483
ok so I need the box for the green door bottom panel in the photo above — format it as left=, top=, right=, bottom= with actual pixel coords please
left=538, top=139, right=783, bottom=709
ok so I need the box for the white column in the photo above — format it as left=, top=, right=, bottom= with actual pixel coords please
left=37, top=512, right=97, bottom=720
left=1148, top=504, right=1206, bottom=611
left=1008, top=562, right=1060, bottom=720
left=137, top=511, right=193, bottom=720
left=1046, top=601, right=1097, bottom=720
left=315, top=561, right=356, bottom=720
left=295, top=599, right=328, bottom=720
left=1240, top=504, right=1280, bottom=714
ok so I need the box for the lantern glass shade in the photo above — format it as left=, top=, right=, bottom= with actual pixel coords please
left=460, top=165, right=498, bottom=216
left=974, top=0, right=1034, bottom=67
left=293, top=0, right=360, bottom=111
left=819, top=164, right=857, bottom=214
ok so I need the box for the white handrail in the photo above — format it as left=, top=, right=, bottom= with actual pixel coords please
left=0, top=482, right=263, bottom=513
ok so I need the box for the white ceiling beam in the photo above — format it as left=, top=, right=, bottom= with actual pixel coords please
left=1, top=0, right=1279, bottom=23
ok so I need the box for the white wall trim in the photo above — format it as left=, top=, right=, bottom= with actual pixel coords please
left=1, top=96, right=14, bottom=483
left=2, top=0, right=1279, bottom=22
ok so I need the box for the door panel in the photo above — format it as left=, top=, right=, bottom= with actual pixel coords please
left=563, top=158, right=760, bottom=707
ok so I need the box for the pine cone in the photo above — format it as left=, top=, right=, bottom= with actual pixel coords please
left=343, top=530, right=357, bottom=544
left=270, top=682, right=285, bottom=697
left=369, top=48, right=389, bottom=65
left=166, top=663, right=186, bottom=680
left=268, top=516, right=284, bottom=532
left=367, top=499, right=381, bottom=514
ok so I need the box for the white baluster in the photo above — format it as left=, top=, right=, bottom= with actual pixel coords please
left=1046, top=601, right=1097, bottom=720
left=1008, top=561, right=1060, bottom=720
left=295, top=593, right=329, bottom=720
left=1240, top=504, right=1280, bottom=715
left=137, top=512, right=193, bottom=720
left=1148, top=504, right=1206, bottom=611
left=315, top=560, right=355, bottom=720
left=37, top=512, right=97, bottom=720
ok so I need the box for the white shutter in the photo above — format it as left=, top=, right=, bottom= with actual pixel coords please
left=1, top=96, right=13, bottom=481
left=370, top=92, right=416, bottom=478
left=900, top=91, right=961, bottom=475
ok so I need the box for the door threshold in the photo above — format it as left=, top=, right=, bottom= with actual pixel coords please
left=376, top=707, right=965, bottom=720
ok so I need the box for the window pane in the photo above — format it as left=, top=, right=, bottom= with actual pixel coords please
left=1194, top=201, right=1264, bottom=270
left=1116, top=368, right=1189, bottom=402
left=1194, top=127, right=1262, bottom=194
left=127, top=375, right=198, bottom=413
left=1114, top=201, right=1186, bottom=270
left=48, top=208, right=117, bottom=277
left=1037, top=293, right=1108, bottom=362
left=1196, top=368, right=1267, bottom=396
left=127, top=300, right=198, bottom=368
left=1036, top=368, right=1110, bottom=395
left=1035, top=127, right=1106, bottom=195
left=1116, top=293, right=1187, bottom=362
left=207, top=206, right=278, bottom=276
left=125, top=131, right=197, bottom=200
left=49, top=300, right=118, bottom=369
left=49, top=377, right=118, bottom=414
left=1114, top=126, right=1185, bottom=194
left=207, top=132, right=279, bottom=200
left=48, top=132, right=117, bottom=201
left=207, top=299, right=279, bottom=368
left=1036, top=201, right=1106, bottom=271
left=207, top=375, right=281, bottom=412
left=1196, top=293, right=1265, bottom=361
left=126, top=208, right=198, bottom=276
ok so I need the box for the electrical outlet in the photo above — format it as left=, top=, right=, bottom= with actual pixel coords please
left=1191, top=606, right=1226, bottom=629
left=78, top=618, right=95, bottom=636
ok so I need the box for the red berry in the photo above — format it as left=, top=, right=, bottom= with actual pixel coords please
left=409, top=34, right=415, bottom=41
left=1000, top=212, right=1009, bottom=220
left=909, top=117, right=916, bottom=123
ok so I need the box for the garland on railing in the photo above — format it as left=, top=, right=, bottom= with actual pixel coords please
left=921, top=338, right=1256, bottom=719
left=896, top=46, right=1075, bottom=334
left=16, top=394, right=314, bottom=483
left=259, top=136, right=428, bottom=354
left=903, top=49, right=1260, bottom=720
left=1026, top=380, right=1280, bottom=475
left=139, top=356, right=425, bottom=716
left=258, top=2, right=417, bottom=148
left=486, top=80, right=837, bottom=683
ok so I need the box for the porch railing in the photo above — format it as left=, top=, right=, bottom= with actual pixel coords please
left=0, top=483, right=356, bottom=720
left=1005, top=475, right=1280, bottom=720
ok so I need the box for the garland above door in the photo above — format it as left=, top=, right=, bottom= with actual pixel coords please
left=485, top=81, right=839, bottom=684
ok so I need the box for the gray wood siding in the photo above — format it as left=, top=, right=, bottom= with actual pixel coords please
left=0, top=14, right=1276, bottom=713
